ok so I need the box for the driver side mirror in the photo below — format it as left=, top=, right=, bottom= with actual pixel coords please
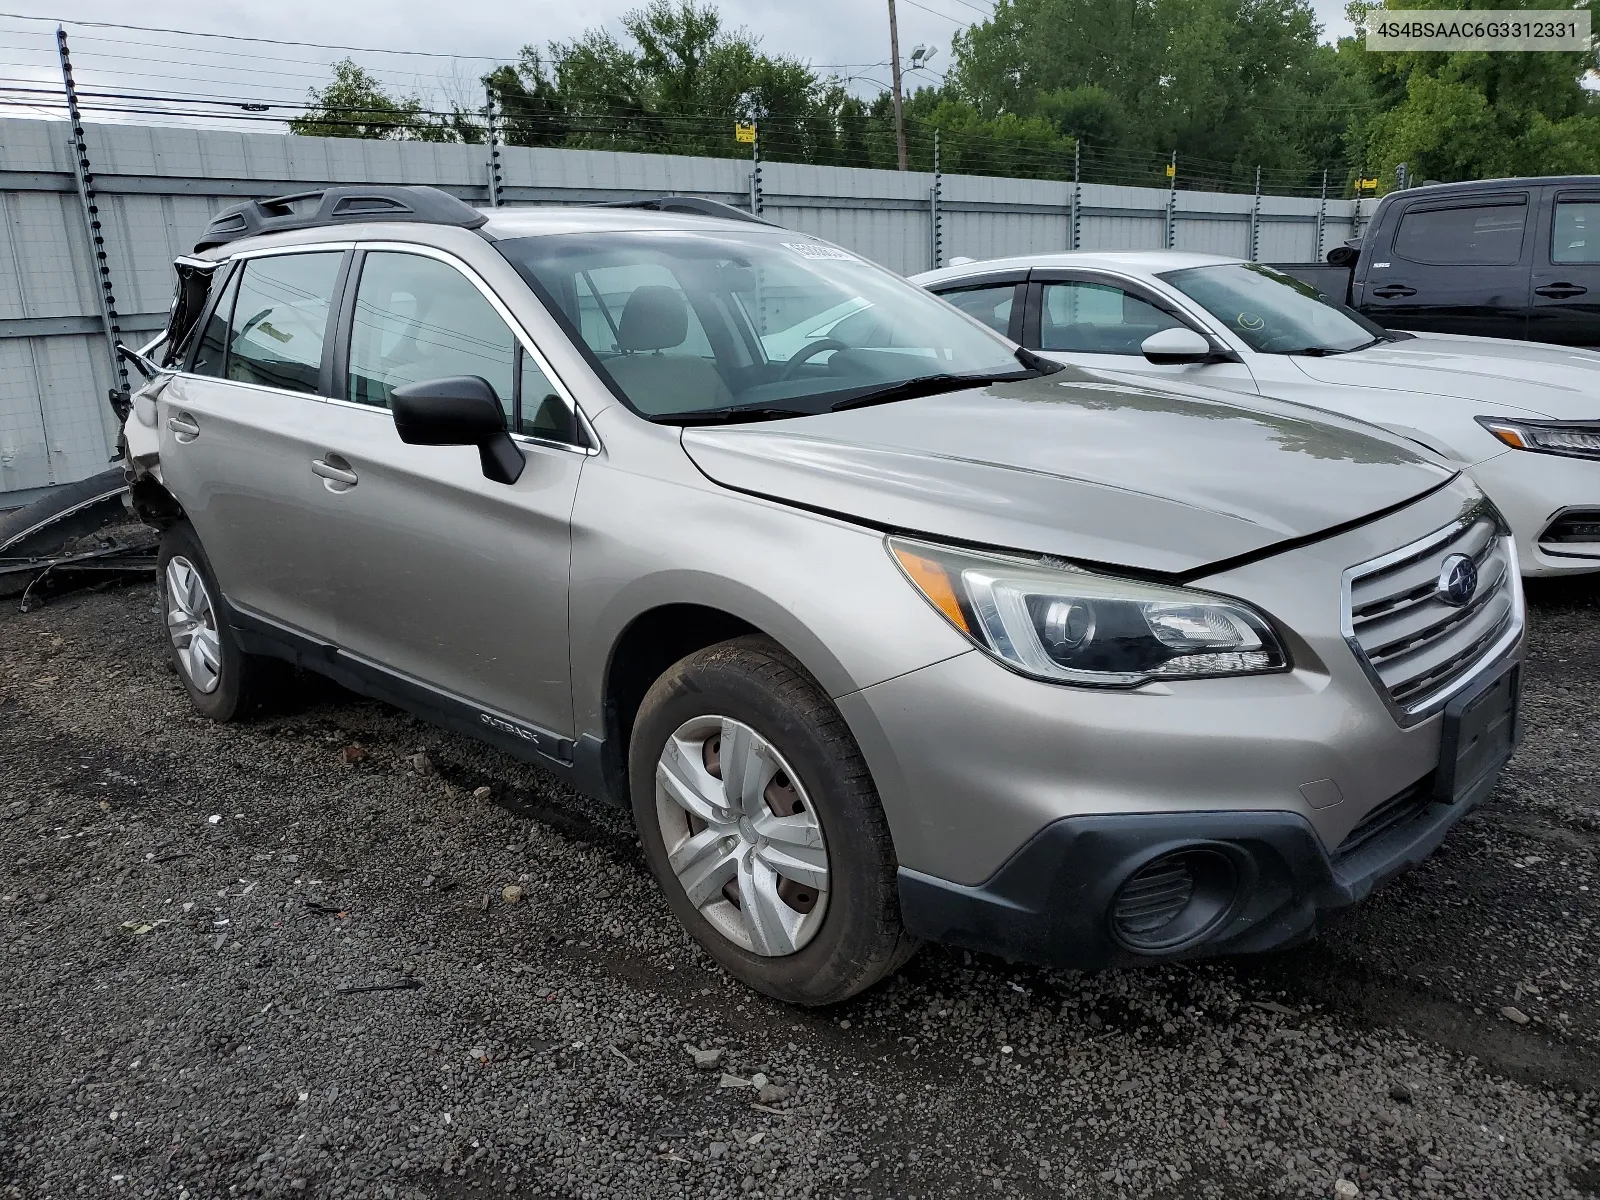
left=390, top=376, right=525, bottom=485
left=1141, top=327, right=1221, bottom=365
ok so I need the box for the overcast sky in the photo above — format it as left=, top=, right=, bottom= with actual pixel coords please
left=4, top=0, right=1359, bottom=108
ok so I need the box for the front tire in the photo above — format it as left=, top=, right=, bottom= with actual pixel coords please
left=629, top=636, right=916, bottom=1005
left=156, top=521, right=274, bottom=722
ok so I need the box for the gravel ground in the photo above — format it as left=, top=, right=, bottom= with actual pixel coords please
left=2, top=578, right=1597, bottom=1199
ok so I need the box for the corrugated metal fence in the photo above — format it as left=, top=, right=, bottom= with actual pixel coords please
left=0, top=116, right=1367, bottom=505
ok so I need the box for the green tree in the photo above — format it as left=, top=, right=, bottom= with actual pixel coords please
left=488, top=54, right=567, bottom=147
left=522, top=0, right=846, bottom=161
left=289, top=59, right=433, bottom=140
left=947, top=0, right=1374, bottom=187
left=1347, top=0, right=1600, bottom=185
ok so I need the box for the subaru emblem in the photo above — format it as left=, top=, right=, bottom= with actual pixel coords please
left=1435, top=553, right=1478, bottom=607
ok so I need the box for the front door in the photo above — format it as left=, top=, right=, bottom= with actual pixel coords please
left=305, top=247, right=585, bottom=740
left=1530, top=190, right=1600, bottom=348
left=1361, top=193, right=1531, bottom=339
left=155, top=248, right=349, bottom=641
left=1028, top=274, right=1260, bottom=395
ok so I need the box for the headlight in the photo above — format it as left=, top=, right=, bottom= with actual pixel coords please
left=1478, top=416, right=1600, bottom=460
left=890, top=537, right=1288, bottom=686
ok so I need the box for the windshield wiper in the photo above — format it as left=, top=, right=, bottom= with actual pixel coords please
left=828, top=369, right=1036, bottom=412
left=1287, top=339, right=1383, bottom=357
left=655, top=405, right=816, bottom=426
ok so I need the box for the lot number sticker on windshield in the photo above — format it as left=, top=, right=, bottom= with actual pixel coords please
left=784, top=243, right=857, bottom=261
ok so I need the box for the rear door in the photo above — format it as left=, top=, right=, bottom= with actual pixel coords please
left=1530, top=188, right=1600, bottom=347
left=1025, top=270, right=1259, bottom=393
left=1361, top=193, right=1531, bottom=338
left=156, top=247, right=349, bottom=638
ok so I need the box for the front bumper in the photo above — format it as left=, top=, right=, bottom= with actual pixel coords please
left=835, top=478, right=1522, bottom=969
left=897, top=756, right=1501, bottom=971
left=1471, top=448, right=1600, bottom=576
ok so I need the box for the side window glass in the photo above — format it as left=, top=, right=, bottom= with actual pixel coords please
left=1553, top=202, right=1600, bottom=265
left=1040, top=281, right=1183, bottom=354
left=189, top=267, right=240, bottom=378
left=348, top=252, right=515, bottom=414
left=1394, top=203, right=1527, bottom=266
left=941, top=284, right=1016, bottom=335
left=517, top=348, right=574, bottom=441
left=225, top=252, right=342, bottom=393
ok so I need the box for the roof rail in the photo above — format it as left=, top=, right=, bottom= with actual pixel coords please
left=593, top=195, right=775, bottom=226
left=195, top=185, right=488, bottom=252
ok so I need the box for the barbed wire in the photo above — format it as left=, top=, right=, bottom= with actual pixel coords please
left=0, top=10, right=1369, bottom=199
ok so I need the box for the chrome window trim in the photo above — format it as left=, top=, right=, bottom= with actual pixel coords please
left=227, top=241, right=357, bottom=259
left=168, top=243, right=350, bottom=393
left=1339, top=499, right=1524, bottom=727
left=168, top=240, right=602, bottom=455
left=349, top=240, right=601, bottom=454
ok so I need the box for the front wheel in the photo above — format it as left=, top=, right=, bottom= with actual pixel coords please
left=629, top=636, right=917, bottom=1005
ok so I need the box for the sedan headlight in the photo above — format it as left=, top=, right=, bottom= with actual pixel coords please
left=889, top=537, right=1288, bottom=687
left=1478, top=416, right=1600, bottom=460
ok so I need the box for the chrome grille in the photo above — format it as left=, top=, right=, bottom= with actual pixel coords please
left=1345, top=512, right=1520, bottom=716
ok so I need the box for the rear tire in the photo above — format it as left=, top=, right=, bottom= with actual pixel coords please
left=156, top=521, right=276, bottom=722
left=629, top=636, right=917, bottom=1005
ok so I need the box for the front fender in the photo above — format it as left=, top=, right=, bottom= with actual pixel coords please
left=566, top=463, right=969, bottom=739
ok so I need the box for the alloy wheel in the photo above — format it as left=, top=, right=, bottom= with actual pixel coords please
left=164, top=555, right=222, bottom=694
left=654, top=715, right=830, bottom=956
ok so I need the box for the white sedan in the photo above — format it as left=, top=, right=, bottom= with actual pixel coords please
left=914, top=251, right=1600, bottom=577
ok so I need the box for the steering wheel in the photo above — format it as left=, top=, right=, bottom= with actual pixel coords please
left=779, top=338, right=851, bottom=381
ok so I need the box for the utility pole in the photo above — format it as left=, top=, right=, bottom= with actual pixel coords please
left=1163, top=151, right=1177, bottom=250
left=1353, top=152, right=1368, bottom=240
left=887, top=0, right=907, bottom=171
left=1316, top=168, right=1327, bottom=261
left=1069, top=138, right=1081, bottom=251
left=750, top=122, right=763, bottom=217
left=1249, top=165, right=1262, bottom=262
left=483, top=82, right=503, bottom=208
left=57, top=26, right=126, bottom=395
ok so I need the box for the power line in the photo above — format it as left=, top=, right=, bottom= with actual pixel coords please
left=896, top=0, right=966, bottom=26
left=0, top=10, right=514, bottom=60
left=0, top=14, right=900, bottom=75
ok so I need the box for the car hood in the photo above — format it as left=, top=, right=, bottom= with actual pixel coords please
left=1292, top=333, right=1600, bottom=418
left=681, top=370, right=1454, bottom=575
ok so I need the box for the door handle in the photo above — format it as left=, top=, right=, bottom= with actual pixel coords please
left=166, top=413, right=200, bottom=442
left=1371, top=284, right=1417, bottom=299
left=1535, top=283, right=1588, bottom=299
left=311, top=455, right=358, bottom=489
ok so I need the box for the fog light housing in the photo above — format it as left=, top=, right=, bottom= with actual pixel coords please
left=1110, top=848, right=1239, bottom=952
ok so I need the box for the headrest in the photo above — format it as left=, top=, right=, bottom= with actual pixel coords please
left=617, top=285, right=689, bottom=352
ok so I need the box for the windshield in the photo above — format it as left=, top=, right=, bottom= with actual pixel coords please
left=1160, top=262, right=1391, bottom=355
left=496, top=230, right=1030, bottom=420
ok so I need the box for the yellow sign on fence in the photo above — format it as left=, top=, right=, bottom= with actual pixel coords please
left=1356, top=177, right=1379, bottom=191
left=735, top=122, right=756, bottom=144
left=1164, top=162, right=1175, bottom=179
